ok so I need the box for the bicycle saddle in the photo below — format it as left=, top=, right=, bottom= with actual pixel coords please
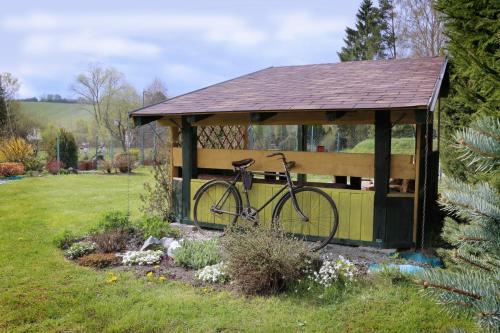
left=232, top=158, right=254, bottom=168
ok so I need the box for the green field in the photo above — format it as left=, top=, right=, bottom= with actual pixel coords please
left=19, top=101, right=92, bottom=130
left=0, top=173, right=475, bottom=332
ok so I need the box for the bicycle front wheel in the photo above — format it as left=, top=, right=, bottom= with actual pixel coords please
left=272, top=187, right=339, bottom=251
left=193, top=180, right=241, bottom=229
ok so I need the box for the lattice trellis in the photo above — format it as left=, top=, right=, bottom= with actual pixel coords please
left=196, top=125, right=246, bottom=149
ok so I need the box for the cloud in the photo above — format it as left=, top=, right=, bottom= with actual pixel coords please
left=275, top=13, right=347, bottom=41
left=162, top=63, right=226, bottom=86
left=3, top=13, right=268, bottom=47
left=23, top=33, right=161, bottom=58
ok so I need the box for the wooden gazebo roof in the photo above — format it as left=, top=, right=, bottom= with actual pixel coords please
left=131, top=57, right=447, bottom=124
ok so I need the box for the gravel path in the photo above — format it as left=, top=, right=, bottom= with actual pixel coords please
left=172, top=223, right=396, bottom=267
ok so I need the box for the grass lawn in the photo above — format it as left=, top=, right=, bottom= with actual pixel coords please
left=0, top=172, right=476, bottom=332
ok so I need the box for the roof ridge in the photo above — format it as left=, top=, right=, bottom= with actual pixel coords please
left=271, top=56, right=444, bottom=69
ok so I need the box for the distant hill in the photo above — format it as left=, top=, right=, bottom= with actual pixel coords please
left=19, top=102, right=93, bottom=130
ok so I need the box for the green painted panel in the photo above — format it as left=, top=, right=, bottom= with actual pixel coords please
left=190, top=179, right=375, bottom=242
left=361, top=194, right=375, bottom=241
left=349, top=194, right=362, bottom=240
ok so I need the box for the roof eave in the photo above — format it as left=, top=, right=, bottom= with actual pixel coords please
left=427, top=57, right=449, bottom=112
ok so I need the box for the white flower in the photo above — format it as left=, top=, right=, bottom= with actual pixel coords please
left=196, top=262, right=229, bottom=284
left=311, top=255, right=358, bottom=287
left=122, top=250, right=163, bottom=266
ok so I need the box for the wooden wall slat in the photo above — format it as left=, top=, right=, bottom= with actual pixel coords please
left=190, top=179, right=374, bottom=242
left=173, top=147, right=415, bottom=179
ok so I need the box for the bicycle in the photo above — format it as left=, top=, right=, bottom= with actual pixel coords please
left=192, top=152, right=339, bottom=251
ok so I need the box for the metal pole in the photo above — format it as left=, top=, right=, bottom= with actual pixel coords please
left=152, top=122, right=157, bottom=161
left=140, top=90, right=145, bottom=165
left=56, top=133, right=60, bottom=169
left=95, top=134, right=98, bottom=169
left=110, top=139, right=113, bottom=161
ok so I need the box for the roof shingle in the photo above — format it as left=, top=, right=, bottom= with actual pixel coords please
left=131, top=57, right=447, bottom=117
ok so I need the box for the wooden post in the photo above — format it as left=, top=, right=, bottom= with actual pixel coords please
left=171, top=126, right=180, bottom=177
left=181, top=116, right=198, bottom=223
left=373, top=110, right=391, bottom=244
left=413, top=123, right=425, bottom=244
left=297, top=125, right=307, bottom=184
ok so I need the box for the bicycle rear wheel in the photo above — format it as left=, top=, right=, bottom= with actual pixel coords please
left=193, top=180, right=241, bottom=229
left=272, top=187, right=339, bottom=251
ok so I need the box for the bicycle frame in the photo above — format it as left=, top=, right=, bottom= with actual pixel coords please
left=211, top=160, right=309, bottom=221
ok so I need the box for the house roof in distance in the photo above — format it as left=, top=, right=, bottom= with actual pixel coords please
left=131, top=57, right=447, bottom=118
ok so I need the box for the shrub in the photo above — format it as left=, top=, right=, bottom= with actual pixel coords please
left=90, top=229, right=127, bottom=253
left=97, top=211, right=130, bottom=231
left=47, top=128, right=78, bottom=169
left=0, top=162, right=24, bottom=176
left=46, top=160, right=64, bottom=174
left=78, top=160, right=94, bottom=171
left=137, top=216, right=181, bottom=239
left=196, top=262, right=230, bottom=284
left=53, top=230, right=80, bottom=250
left=140, top=159, right=174, bottom=221
left=64, top=241, right=96, bottom=259
left=114, top=152, right=137, bottom=173
left=122, top=250, right=163, bottom=265
left=78, top=253, right=120, bottom=268
left=0, top=137, right=33, bottom=162
left=23, top=156, right=44, bottom=172
left=171, top=239, right=221, bottom=269
left=97, top=160, right=113, bottom=173
left=127, top=148, right=140, bottom=161
left=221, top=226, right=315, bottom=294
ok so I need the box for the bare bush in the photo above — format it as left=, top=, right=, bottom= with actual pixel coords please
left=221, top=226, right=317, bottom=295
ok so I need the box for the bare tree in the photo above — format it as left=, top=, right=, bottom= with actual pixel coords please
left=102, top=83, right=140, bottom=151
left=0, top=73, right=20, bottom=137
left=71, top=64, right=125, bottom=129
left=143, top=77, right=168, bottom=106
left=395, top=0, right=445, bottom=57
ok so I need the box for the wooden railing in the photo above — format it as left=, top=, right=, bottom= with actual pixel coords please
left=172, top=148, right=415, bottom=179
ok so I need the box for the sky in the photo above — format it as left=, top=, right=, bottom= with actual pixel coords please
left=0, top=0, right=360, bottom=99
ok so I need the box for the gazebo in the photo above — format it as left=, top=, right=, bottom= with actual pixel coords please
left=130, top=56, right=448, bottom=248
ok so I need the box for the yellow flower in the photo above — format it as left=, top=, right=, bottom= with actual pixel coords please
left=158, top=276, right=166, bottom=282
left=106, top=274, right=118, bottom=284
left=153, top=265, right=160, bottom=269
left=146, top=271, right=154, bottom=278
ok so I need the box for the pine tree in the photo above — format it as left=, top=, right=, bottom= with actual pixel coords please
left=420, top=116, right=500, bottom=332
left=337, top=0, right=385, bottom=61
left=436, top=0, right=500, bottom=181
left=48, top=128, right=78, bottom=169
left=379, top=0, right=397, bottom=58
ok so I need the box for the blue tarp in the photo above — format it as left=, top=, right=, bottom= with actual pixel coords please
left=399, top=252, right=443, bottom=267
left=368, top=252, right=443, bottom=274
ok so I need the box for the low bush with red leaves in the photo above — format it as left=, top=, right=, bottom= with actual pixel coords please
left=46, top=160, right=64, bottom=175
left=0, top=162, right=25, bottom=177
left=78, top=160, right=95, bottom=171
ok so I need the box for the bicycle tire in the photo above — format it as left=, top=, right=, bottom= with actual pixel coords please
left=271, top=187, right=339, bottom=251
left=193, top=180, right=242, bottom=229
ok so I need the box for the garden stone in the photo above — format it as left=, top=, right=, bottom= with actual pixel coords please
left=160, top=237, right=174, bottom=250
left=140, top=236, right=161, bottom=251
left=167, top=240, right=182, bottom=257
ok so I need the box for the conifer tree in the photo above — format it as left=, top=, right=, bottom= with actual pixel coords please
left=420, top=116, right=499, bottom=332
left=337, top=0, right=385, bottom=61
left=436, top=0, right=500, bottom=180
